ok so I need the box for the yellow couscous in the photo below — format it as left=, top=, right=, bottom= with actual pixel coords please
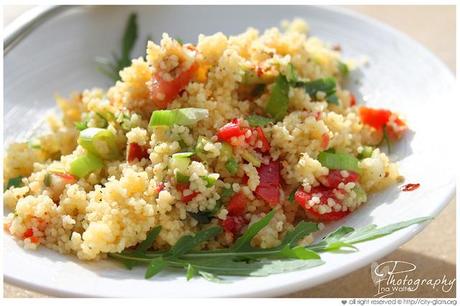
left=3, top=19, right=407, bottom=261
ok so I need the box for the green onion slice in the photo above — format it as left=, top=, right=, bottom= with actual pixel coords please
left=78, top=128, right=120, bottom=160
left=69, top=153, right=104, bottom=178
left=317, top=151, right=361, bottom=174
left=149, top=108, right=209, bottom=127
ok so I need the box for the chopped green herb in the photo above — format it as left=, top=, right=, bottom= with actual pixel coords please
left=43, top=173, right=52, bottom=187
left=75, top=116, right=89, bottom=131
left=5, top=176, right=24, bottom=190
left=246, top=115, right=274, bottom=127
left=265, top=75, right=290, bottom=121
left=337, top=61, right=349, bottom=76
left=357, top=146, right=374, bottom=160
left=175, top=37, right=184, bottom=45
left=293, top=77, right=339, bottom=105
left=225, top=158, right=239, bottom=175
left=286, top=63, right=298, bottom=83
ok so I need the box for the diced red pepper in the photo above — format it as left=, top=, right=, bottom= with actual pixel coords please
left=23, top=228, right=34, bottom=239
left=227, top=191, right=248, bottom=216
left=255, top=185, right=280, bottom=207
left=127, top=143, right=149, bottom=163
left=255, top=127, right=270, bottom=153
left=304, top=209, right=350, bottom=222
left=294, top=186, right=349, bottom=222
left=176, top=183, right=199, bottom=203
left=155, top=182, right=165, bottom=193
left=54, top=172, right=77, bottom=184
left=359, top=107, right=392, bottom=130
left=150, top=62, right=198, bottom=109
left=254, top=160, right=281, bottom=206
left=320, top=170, right=359, bottom=189
left=350, top=94, right=357, bottom=106
left=217, top=121, right=245, bottom=141
left=257, top=160, right=280, bottom=186
left=359, top=106, right=407, bottom=141
left=221, top=215, right=247, bottom=235
left=321, top=133, right=329, bottom=150
left=30, top=236, right=40, bottom=244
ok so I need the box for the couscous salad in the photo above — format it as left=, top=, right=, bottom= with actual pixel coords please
left=4, top=18, right=424, bottom=279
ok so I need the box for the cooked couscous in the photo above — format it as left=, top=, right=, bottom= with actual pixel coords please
left=3, top=19, right=407, bottom=261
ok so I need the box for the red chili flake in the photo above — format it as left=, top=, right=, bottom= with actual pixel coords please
left=401, top=183, right=420, bottom=192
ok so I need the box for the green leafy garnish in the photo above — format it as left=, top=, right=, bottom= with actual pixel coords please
left=317, top=151, right=362, bottom=174
left=75, top=116, right=89, bottom=131
left=175, top=37, right=184, bottom=46
left=338, top=61, right=349, bottom=76
left=265, top=75, right=290, bottom=121
left=286, top=63, right=298, bottom=83
left=382, top=125, right=392, bottom=154
left=43, top=173, right=52, bottom=187
left=5, top=176, right=24, bottom=190
left=109, top=210, right=431, bottom=282
left=246, top=115, right=274, bottom=127
left=96, top=13, right=139, bottom=82
left=288, top=185, right=299, bottom=205
left=291, top=77, right=339, bottom=105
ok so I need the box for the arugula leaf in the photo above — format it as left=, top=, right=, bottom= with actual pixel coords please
left=198, top=271, right=225, bottom=283
left=344, top=217, right=432, bottom=244
left=311, top=217, right=431, bottom=252
left=96, top=13, right=139, bottom=82
left=168, top=226, right=222, bottom=257
left=145, top=258, right=167, bottom=279
left=110, top=212, right=432, bottom=282
left=281, top=221, right=318, bottom=247
left=136, top=226, right=162, bottom=252
left=122, top=14, right=138, bottom=61
left=186, top=264, right=197, bottom=281
left=232, top=210, right=275, bottom=251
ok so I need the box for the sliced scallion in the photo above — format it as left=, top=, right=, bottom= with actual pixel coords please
left=149, top=108, right=209, bottom=127
left=317, top=151, right=361, bottom=174
left=78, top=128, right=120, bottom=160
left=69, top=153, right=104, bottom=178
left=294, top=77, right=339, bottom=105
left=225, top=158, right=239, bottom=175
left=240, top=150, right=261, bottom=167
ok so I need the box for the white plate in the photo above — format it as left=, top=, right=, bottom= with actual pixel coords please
left=3, top=5, right=455, bottom=297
